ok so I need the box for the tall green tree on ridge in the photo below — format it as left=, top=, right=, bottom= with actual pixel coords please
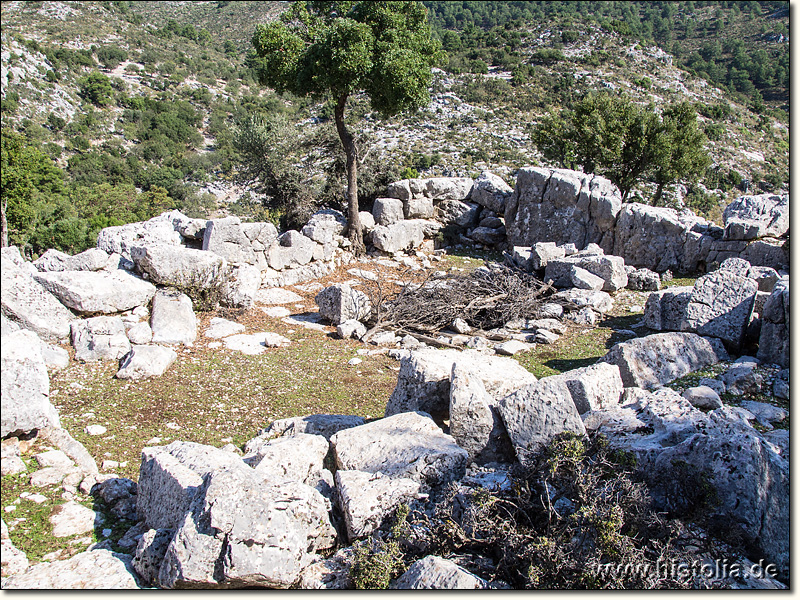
left=251, top=1, right=443, bottom=253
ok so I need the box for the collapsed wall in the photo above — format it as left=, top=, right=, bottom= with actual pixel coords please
left=504, top=167, right=788, bottom=274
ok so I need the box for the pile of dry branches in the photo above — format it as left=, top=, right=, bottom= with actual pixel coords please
left=364, top=263, right=556, bottom=341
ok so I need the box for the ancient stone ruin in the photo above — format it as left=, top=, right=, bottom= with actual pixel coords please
left=1, top=167, right=789, bottom=589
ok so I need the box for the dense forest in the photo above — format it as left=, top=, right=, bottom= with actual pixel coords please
left=0, top=0, right=789, bottom=258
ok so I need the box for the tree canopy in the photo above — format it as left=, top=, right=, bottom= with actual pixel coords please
left=531, top=93, right=710, bottom=204
left=251, top=1, right=443, bottom=252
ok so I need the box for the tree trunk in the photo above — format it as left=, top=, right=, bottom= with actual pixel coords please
left=334, top=93, right=364, bottom=255
left=652, top=180, right=665, bottom=206
left=0, top=199, right=7, bottom=248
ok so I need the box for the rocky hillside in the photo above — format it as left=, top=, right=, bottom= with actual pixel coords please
left=1, top=1, right=788, bottom=228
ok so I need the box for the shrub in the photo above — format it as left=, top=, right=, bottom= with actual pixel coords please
left=78, top=71, right=114, bottom=106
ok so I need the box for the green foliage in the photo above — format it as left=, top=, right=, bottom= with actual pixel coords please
left=350, top=505, right=409, bottom=589
left=252, top=2, right=444, bottom=116
left=531, top=48, right=565, bottom=65
left=531, top=93, right=710, bottom=202
left=96, top=46, right=128, bottom=69
left=78, top=71, right=114, bottom=106
left=1, top=128, right=67, bottom=248
left=252, top=1, right=443, bottom=250
left=233, top=113, right=317, bottom=230
left=399, top=166, right=418, bottom=180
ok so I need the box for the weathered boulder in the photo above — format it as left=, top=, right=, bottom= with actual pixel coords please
left=505, top=168, right=620, bottom=252
left=133, top=528, right=174, bottom=586
left=722, top=193, right=789, bottom=241
left=34, top=247, right=110, bottom=272
left=681, top=270, right=757, bottom=350
left=71, top=316, right=131, bottom=362
left=1, top=256, right=75, bottom=341
left=547, top=362, right=624, bottom=414
left=157, top=466, right=336, bottom=589
left=545, top=252, right=628, bottom=292
left=246, top=433, right=329, bottom=487
left=747, top=265, right=780, bottom=292
left=643, top=286, right=693, bottom=331
left=497, top=378, right=587, bottom=465
left=385, top=348, right=537, bottom=417
left=170, top=210, right=208, bottom=240
left=330, top=411, right=468, bottom=489
left=358, top=210, right=376, bottom=233
left=552, top=288, right=613, bottom=314
left=449, top=364, right=514, bottom=464
left=757, top=277, right=789, bottom=367
left=221, top=264, right=260, bottom=309
left=601, top=332, right=729, bottom=389
left=653, top=424, right=788, bottom=579
left=202, top=216, right=256, bottom=265
left=627, top=267, right=661, bottom=291
left=1, top=329, right=60, bottom=438
left=315, top=284, right=371, bottom=325
left=97, top=213, right=183, bottom=260
left=468, top=225, right=505, bottom=246
left=336, top=319, right=367, bottom=340
left=392, top=556, right=488, bottom=589
left=372, top=197, right=405, bottom=226
left=682, top=385, right=723, bottom=410
left=267, top=230, right=321, bottom=270
left=404, top=195, right=435, bottom=219
left=247, top=415, right=365, bottom=445
left=137, top=441, right=250, bottom=531
left=425, top=177, right=473, bottom=201
left=116, top=345, right=178, bottom=380
left=34, top=270, right=156, bottom=315
left=584, top=389, right=788, bottom=579
left=131, top=245, right=227, bottom=290
left=125, top=321, right=152, bottom=345
left=370, top=221, right=425, bottom=254
left=470, top=172, right=513, bottom=214
left=336, top=470, right=420, bottom=541
left=150, top=290, right=197, bottom=346
left=612, top=202, right=706, bottom=273
left=570, top=265, right=605, bottom=290
left=301, top=209, right=346, bottom=244
left=2, top=549, right=143, bottom=589
left=435, top=199, right=480, bottom=228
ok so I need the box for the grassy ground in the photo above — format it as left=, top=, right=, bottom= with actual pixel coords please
left=3, top=259, right=786, bottom=576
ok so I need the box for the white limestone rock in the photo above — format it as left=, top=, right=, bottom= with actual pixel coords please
left=315, top=284, right=371, bottom=325
left=71, top=316, right=130, bottom=361
left=601, top=332, right=729, bottom=389
left=392, top=555, right=488, bottom=589
left=1, top=255, right=75, bottom=341
left=385, top=348, right=537, bottom=417
left=2, top=549, right=142, bottom=589
left=336, top=470, right=420, bottom=541
left=116, top=345, right=178, bottom=380
left=34, top=270, right=156, bottom=315
left=497, top=378, right=586, bottom=465
left=331, top=411, right=468, bottom=490
left=150, top=290, right=197, bottom=346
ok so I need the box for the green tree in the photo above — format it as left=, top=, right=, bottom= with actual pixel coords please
left=78, top=71, right=114, bottom=106
left=651, top=103, right=711, bottom=206
left=251, top=1, right=443, bottom=253
left=532, top=93, right=709, bottom=203
left=1, top=129, right=66, bottom=248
